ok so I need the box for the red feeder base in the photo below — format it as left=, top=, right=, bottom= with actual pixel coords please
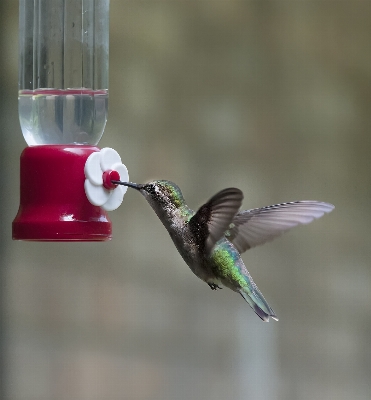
left=13, top=145, right=112, bottom=241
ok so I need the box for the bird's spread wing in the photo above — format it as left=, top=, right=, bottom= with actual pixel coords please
left=188, top=188, right=243, bottom=254
left=227, top=201, right=334, bottom=254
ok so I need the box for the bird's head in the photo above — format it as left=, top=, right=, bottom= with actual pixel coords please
left=116, top=180, right=187, bottom=220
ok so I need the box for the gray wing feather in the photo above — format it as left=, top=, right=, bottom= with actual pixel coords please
left=189, top=188, right=243, bottom=254
left=227, top=201, right=334, bottom=254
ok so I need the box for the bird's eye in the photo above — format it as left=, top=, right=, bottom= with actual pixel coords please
left=145, top=185, right=158, bottom=197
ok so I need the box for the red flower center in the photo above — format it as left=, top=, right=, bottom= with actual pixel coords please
left=102, top=170, right=120, bottom=190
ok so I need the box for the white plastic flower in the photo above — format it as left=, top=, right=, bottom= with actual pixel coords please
left=84, top=147, right=129, bottom=211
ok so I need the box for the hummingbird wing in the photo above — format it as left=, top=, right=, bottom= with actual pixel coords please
left=227, top=201, right=334, bottom=254
left=188, top=188, right=243, bottom=254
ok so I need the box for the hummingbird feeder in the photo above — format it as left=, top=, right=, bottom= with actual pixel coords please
left=13, top=0, right=128, bottom=241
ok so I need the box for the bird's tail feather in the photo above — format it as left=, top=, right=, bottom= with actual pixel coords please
left=239, top=286, right=278, bottom=322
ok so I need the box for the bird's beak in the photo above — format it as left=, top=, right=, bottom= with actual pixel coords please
left=112, top=181, right=143, bottom=191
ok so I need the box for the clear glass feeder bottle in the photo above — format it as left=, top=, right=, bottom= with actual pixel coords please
left=19, top=0, right=109, bottom=145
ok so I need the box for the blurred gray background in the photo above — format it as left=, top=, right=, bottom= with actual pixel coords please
left=1, top=1, right=370, bottom=399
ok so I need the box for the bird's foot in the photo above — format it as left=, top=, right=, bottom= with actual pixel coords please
left=208, top=283, right=222, bottom=290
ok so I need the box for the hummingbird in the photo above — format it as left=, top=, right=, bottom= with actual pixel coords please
left=114, top=179, right=334, bottom=321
